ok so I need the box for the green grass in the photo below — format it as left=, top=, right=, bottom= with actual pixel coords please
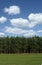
left=0, top=53, right=42, bottom=65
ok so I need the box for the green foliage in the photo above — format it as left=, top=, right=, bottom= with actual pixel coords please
left=0, top=36, right=42, bottom=53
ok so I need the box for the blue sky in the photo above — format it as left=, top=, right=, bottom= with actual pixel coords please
left=0, top=0, right=42, bottom=37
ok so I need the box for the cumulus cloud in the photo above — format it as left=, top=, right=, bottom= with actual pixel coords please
left=0, top=16, right=7, bottom=23
left=4, top=5, right=20, bottom=15
left=28, top=13, right=42, bottom=22
left=4, top=26, right=38, bottom=37
left=9, top=13, right=42, bottom=28
left=10, top=18, right=29, bottom=27
left=38, top=30, right=42, bottom=33
left=4, top=26, right=27, bottom=34
left=28, top=22, right=37, bottom=28
left=28, top=13, right=42, bottom=27
left=0, top=32, right=5, bottom=37
left=24, top=30, right=38, bottom=37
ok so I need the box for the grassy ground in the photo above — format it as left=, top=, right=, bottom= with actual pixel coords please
left=0, top=53, right=42, bottom=65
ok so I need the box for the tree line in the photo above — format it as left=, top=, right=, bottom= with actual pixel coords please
left=0, top=36, right=42, bottom=53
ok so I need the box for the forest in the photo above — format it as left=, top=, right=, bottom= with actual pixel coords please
left=0, top=36, right=42, bottom=53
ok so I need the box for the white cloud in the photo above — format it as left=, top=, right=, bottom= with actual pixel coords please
left=4, top=26, right=38, bottom=37
left=5, top=26, right=27, bottom=34
left=28, top=13, right=42, bottom=27
left=28, top=22, right=37, bottom=28
left=4, top=5, right=20, bottom=15
left=28, top=13, right=42, bottom=22
left=0, top=16, right=7, bottom=23
left=0, top=32, right=5, bottom=37
left=24, top=30, right=37, bottom=37
left=10, top=13, right=42, bottom=28
left=38, top=30, right=42, bottom=33
left=10, top=18, right=29, bottom=27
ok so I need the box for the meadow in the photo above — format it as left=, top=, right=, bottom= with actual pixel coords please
left=0, top=54, right=42, bottom=65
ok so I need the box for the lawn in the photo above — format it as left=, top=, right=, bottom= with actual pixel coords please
left=0, top=53, right=42, bottom=65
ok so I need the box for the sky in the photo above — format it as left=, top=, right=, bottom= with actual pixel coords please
left=0, top=0, right=42, bottom=37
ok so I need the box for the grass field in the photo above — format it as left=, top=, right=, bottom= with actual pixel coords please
left=0, top=54, right=42, bottom=65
